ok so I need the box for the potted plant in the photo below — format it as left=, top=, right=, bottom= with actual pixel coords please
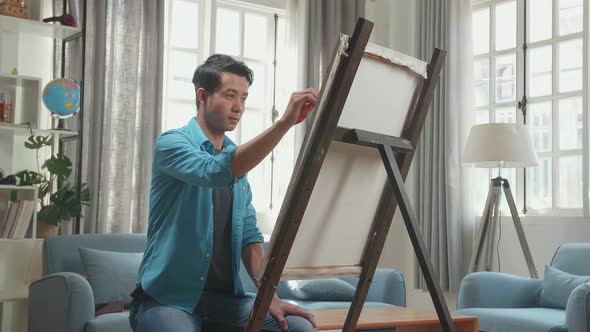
left=14, top=134, right=90, bottom=237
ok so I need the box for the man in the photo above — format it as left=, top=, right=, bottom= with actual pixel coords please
left=129, top=54, right=319, bottom=332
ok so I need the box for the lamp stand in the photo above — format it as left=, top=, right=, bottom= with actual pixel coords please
left=469, top=176, right=538, bottom=278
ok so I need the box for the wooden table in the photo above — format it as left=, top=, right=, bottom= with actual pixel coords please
left=311, top=306, right=478, bottom=332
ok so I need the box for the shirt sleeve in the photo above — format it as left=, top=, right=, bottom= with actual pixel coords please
left=241, top=180, right=264, bottom=247
left=154, top=131, right=242, bottom=188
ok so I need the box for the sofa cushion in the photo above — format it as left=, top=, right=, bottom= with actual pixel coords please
left=290, top=279, right=357, bottom=301
left=456, top=307, right=566, bottom=332
left=79, top=248, right=143, bottom=311
left=541, top=265, right=590, bottom=309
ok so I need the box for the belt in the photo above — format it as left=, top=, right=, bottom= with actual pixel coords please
left=130, top=284, right=151, bottom=303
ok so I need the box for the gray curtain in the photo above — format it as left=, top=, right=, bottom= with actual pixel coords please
left=55, top=0, right=164, bottom=234
left=414, top=0, right=471, bottom=291
left=292, top=0, right=365, bottom=149
left=305, top=0, right=365, bottom=90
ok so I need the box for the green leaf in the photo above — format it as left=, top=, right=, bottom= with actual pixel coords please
left=42, top=183, right=91, bottom=225
left=16, top=133, right=91, bottom=226
left=43, top=154, right=72, bottom=180
left=24, top=134, right=54, bottom=150
left=14, top=170, right=46, bottom=186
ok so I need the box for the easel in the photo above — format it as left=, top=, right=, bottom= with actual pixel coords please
left=469, top=177, right=538, bottom=278
left=245, top=18, right=454, bottom=332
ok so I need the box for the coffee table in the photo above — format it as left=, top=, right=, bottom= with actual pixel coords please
left=311, top=306, right=478, bottom=332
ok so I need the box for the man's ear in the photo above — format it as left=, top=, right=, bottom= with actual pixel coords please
left=197, top=88, right=208, bottom=108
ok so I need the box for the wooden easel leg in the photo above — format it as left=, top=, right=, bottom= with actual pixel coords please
left=378, top=144, right=457, bottom=332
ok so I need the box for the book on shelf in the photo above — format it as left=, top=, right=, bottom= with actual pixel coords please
left=0, top=200, right=12, bottom=236
left=11, top=200, right=35, bottom=238
left=0, top=201, right=18, bottom=237
left=0, top=200, right=35, bottom=238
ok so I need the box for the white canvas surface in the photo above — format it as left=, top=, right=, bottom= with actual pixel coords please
left=269, top=37, right=426, bottom=277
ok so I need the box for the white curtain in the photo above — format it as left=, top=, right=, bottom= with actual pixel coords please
left=414, top=0, right=473, bottom=291
left=56, top=0, right=164, bottom=234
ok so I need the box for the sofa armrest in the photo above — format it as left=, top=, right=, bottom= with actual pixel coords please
left=565, top=283, right=590, bottom=332
left=365, top=268, right=406, bottom=307
left=457, top=272, right=542, bottom=309
left=28, top=272, right=95, bottom=332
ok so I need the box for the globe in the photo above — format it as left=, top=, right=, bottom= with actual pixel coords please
left=42, top=78, right=81, bottom=118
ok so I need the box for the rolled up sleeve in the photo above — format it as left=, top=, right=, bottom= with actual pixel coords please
left=241, top=181, right=264, bottom=247
left=155, top=131, right=242, bottom=188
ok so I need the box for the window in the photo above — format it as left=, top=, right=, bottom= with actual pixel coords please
left=471, top=0, right=588, bottom=216
left=163, top=0, right=295, bottom=224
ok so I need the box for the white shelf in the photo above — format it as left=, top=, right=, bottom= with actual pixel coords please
left=0, top=15, right=81, bottom=40
left=0, top=73, right=42, bottom=127
left=0, top=185, right=36, bottom=191
left=0, top=123, right=78, bottom=138
left=0, top=73, right=41, bottom=86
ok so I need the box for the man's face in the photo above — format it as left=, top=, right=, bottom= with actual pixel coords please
left=199, top=72, right=249, bottom=133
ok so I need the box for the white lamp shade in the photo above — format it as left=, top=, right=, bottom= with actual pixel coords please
left=463, top=123, right=538, bottom=168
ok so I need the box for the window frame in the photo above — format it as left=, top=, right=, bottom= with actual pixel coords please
left=163, top=0, right=292, bottom=224
left=471, top=0, right=589, bottom=217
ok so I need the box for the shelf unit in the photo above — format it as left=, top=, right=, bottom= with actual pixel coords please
left=0, top=2, right=86, bottom=331
left=0, top=5, right=84, bottom=239
left=0, top=3, right=88, bottom=332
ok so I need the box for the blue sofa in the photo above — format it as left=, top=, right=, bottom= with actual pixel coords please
left=28, top=233, right=406, bottom=332
left=456, top=243, right=590, bottom=332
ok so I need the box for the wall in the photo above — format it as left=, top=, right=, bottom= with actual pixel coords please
left=494, top=217, right=590, bottom=277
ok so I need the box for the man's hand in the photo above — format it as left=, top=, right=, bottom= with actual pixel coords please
left=279, top=88, right=319, bottom=127
left=269, top=296, right=318, bottom=331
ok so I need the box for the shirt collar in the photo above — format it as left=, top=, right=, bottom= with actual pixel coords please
left=187, top=117, right=237, bottom=150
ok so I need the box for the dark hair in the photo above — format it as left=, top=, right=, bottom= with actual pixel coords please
left=192, top=54, right=254, bottom=110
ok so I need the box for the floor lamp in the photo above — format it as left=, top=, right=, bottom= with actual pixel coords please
left=464, top=123, right=539, bottom=278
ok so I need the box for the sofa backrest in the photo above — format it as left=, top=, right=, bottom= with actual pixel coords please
left=550, top=242, right=590, bottom=276
left=43, top=233, right=147, bottom=276
left=43, top=234, right=263, bottom=287
left=42, top=234, right=404, bottom=305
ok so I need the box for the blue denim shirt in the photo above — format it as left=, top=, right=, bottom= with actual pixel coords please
left=137, top=118, right=264, bottom=313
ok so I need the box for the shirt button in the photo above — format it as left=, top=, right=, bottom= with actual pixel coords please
left=200, top=277, right=205, bottom=281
